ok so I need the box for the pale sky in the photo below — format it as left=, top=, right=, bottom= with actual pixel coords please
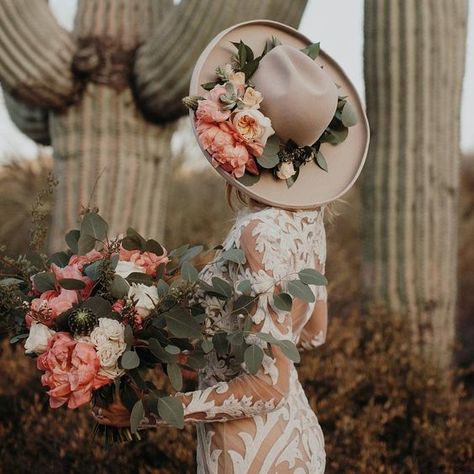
left=0, top=0, right=473, bottom=162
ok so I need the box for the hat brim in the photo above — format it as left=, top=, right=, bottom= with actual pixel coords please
left=189, top=20, right=370, bottom=209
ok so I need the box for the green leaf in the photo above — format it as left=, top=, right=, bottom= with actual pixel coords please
left=167, top=363, right=183, bottom=391
left=201, top=81, right=218, bottom=91
left=220, top=248, right=246, bottom=265
left=145, top=239, right=164, bottom=256
left=33, top=271, right=55, bottom=292
left=241, top=58, right=260, bottom=80
left=315, top=151, right=328, bottom=172
left=233, top=295, right=254, bottom=314
left=65, top=229, right=80, bottom=254
left=81, top=212, right=108, bottom=242
left=237, top=279, right=252, bottom=295
left=156, top=279, right=170, bottom=298
left=130, top=400, right=145, bottom=434
left=126, top=272, right=153, bottom=286
left=341, top=101, right=358, bottom=127
left=110, top=275, right=130, bottom=299
left=83, top=296, right=112, bottom=318
left=180, top=245, right=204, bottom=262
left=257, top=135, right=280, bottom=169
left=298, top=268, right=328, bottom=286
left=286, top=167, right=300, bottom=188
left=255, top=332, right=278, bottom=344
left=0, top=277, right=24, bottom=287
left=324, top=126, right=349, bottom=145
left=201, top=339, right=213, bottom=353
left=274, top=339, right=301, bottom=363
left=148, top=338, right=176, bottom=363
left=121, top=237, right=142, bottom=251
left=77, top=233, right=96, bottom=255
left=244, top=344, right=264, bottom=375
left=58, top=278, right=86, bottom=290
left=124, top=324, right=134, bottom=346
left=9, top=333, right=29, bottom=344
left=165, top=344, right=181, bottom=355
left=228, top=331, right=244, bottom=346
left=181, top=262, right=199, bottom=283
left=165, top=306, right=202, bottom=339
left=49, top=251, right=70, bottom=268
left=287, top=280, right=316, bottom=303
left=121, top=350, right=140, bottom=370
left=237, top=172, right=260, bottom=187
left=157, top=396, right=184, bottom=429
left=169, top=244, right=189, bottom=258
left=301, top=42, right=320, bottom=60
left=185, top=352, right=207, bottom=369
left=273, top=293, right=293, bottom=311
left=84, top=260, right=102, bottom=281
left=211, top=277, right=233, bottom=299
left=212, top=332, right=229, bottom=355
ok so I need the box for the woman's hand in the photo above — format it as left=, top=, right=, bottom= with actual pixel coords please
left=91, top=398, right=131, bottom=428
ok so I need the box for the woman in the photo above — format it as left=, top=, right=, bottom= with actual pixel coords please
left=92, top=20, right=369, bottom=473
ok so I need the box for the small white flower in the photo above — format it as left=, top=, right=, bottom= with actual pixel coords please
left=276, top=161, right=296, bottom=180
left=98, top=317, right=125, bottom=342
left=96, top=341, right=122, bottom=368
left=128, top=283, right=159, bottom=318
left=24, top=322, right=55, bottom=355
left=115, top=260, right=145, bottom=278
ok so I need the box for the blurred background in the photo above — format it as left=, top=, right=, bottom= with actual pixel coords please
left=0, top=0, right=473, bottom=472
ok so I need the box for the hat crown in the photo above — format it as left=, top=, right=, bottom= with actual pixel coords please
left=252, top=44, right=338, bottom=146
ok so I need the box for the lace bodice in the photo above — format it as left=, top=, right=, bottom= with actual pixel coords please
left=172, top=206, right=328, bottom=473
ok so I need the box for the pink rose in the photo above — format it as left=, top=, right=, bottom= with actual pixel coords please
left=118, top=248, right=169, bottom=277
left=26, top=289, right=79, bottom=328
left=195, top=85, right=231, bottom=123
left=51, top=263, right=94, bottom=299
left=37, top=332, right=110, bottom=409
left=69, top=249, right=103, bottom=270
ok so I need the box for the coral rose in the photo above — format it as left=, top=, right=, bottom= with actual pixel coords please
left=118, top=247, right=169, bottom=277
left=232, top=109, right=274, bottom=148
left=26, top=289, right=79, bottom=328
left=196, top=85, right=231, bottom=123
left=68, top=249, right=103, bottom=270
left=37, top=332, right=110, bottom=409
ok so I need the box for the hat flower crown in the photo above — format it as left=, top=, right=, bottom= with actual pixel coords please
left=183, top=37, right=358, bottom=188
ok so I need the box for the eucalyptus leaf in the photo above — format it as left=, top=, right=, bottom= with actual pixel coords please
left=145, top=239, right=164, bottom=256
left=237, top=279, right=252, bottom=295
left=65, top=229, right=80, bottom=254
left=49, top=251, right=70, bottom=268
left=274, top=339, right=301, bottom=363
left=233, top=295, right=254, bottom=314
left=124, top=324, right=134, bottom=346
left=77, top=233, right=96, bottom=256
left=257, top=135, right=281, bottom=169
left=9, top=333, right=29, bottom=344
left=212, top=332, right=229, bottom=355
left=169, top=244, right=189, bottom=258
left=33, top=271, right=55, bottom=292
left=201, top=81, right=219, bottom=91
left=315, top=151, right=328, bottom=172
left=211, top=277, right=233, bottom=299
left=181, top=245, right=204, bottom=262
left=244, top=344, right=264, bottom=375
left=201, top=339, right=213, bottom=353
left=287, top=280, right=316, bottom=303
left=0, top=277, right=23, bottom=287
left=84, top=260, right=103, bottom=281
left=167, top=363, right=183, bottom=391
left=165, top=345, right=181, bottom=355
left=110, top=275, right=130, bottom=299
left=181, top=262, right=199, bottom=283
left=298, top=268, right=328, bottom=286
left=220, top=248, right=246, bottom=264
left=121, top=350, right=140, bottom=370
left=81, top=212, right=108, bottom=242
left=341, top=101, right=358, bottom=127
left=237, top=172, right=260, bottom=187
left=273, top=293, right=293, bottom=311
left=83, top=296, right=112, bottom=318
left=156, top=279, right=170, bottom=298
left=185, top=352, right=207, bottom=369
left=256, top=332, right=279, bottom=344
left=126, top=272, right=153, bottom=286
left=158, top=396, right=184, bottom=429
left=148, top=338, right=175, bottom=363
left=130, top=400, right=145, bottom=434
left=165, top=306, right=202, bottom=339
left=58, top=278, right=86, bottom=290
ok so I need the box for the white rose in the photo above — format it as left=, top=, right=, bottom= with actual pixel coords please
left=276, top=161, right=296, bottom=180
left=128, top=283, right=159, bottom=318
left=89, top=326, right=109, bottom=347
left=240, top=87, right=263, bottom=109
left=24, top=322, right=55, bottom=355
left=99, top=365, right=125, bottom=380
left=115, top=260, right=146, bottom=278
left=98, top=317, right=125, bottom=342
left=232, top=109, right=274, bottom=146
left=96, top=341, right=122, bottom=368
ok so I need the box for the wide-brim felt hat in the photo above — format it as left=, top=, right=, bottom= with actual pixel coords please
left=188, top=20, right=370, bottom=209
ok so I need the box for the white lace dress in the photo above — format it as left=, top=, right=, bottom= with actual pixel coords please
left=179, top=206, right=328, bottom=473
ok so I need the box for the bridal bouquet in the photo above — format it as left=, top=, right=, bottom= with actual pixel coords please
left=1, top=210, right=326, bottom=444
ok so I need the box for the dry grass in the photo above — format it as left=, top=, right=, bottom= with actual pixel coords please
left=0, top=154, right=473, bottom=473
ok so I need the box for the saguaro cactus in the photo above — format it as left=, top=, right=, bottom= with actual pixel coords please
left=0, top=0, right=307, bottom=249
left=362, top=0, right=469, bottom=366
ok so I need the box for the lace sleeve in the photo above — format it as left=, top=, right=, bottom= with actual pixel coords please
left=298, top=217, right=328, bottom=351
left=177, top=218, right=293, bottom=423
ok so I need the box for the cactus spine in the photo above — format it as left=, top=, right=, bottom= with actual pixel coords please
left=362, top=0, right=469, bottom=366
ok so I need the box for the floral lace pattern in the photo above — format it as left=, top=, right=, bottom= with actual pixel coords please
left=180, top=206, right=327, bottom=473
